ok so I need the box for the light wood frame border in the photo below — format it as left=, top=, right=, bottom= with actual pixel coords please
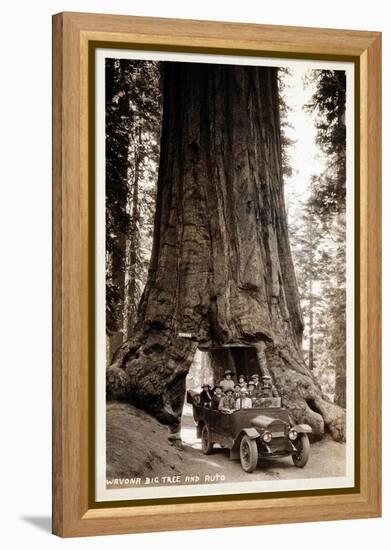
left=52, top=12, right=381, bottom=537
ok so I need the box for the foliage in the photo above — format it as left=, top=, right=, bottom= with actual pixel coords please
left=288, top=69, right=347, bottom=406
left=278, top=68, right=296, bottom=178
left=289, top=199, right=346, bottom=405
left=305, top=70, right=346, bottom=219
left=105, top=59, right=162, bottom=342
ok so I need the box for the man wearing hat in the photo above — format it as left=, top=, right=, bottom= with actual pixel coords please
left=250, top=373, right=260, bottom=389
left=218, top=388, right=236, bottom=413
left=219, top=370, right=235, bottom=393
left=200, top=383, right=213, bottom=407
left=235, top=387, right=252, bottom=410
left=247, top=381, right=257, bottom=402
left=259, top=375, right=279, bottom=398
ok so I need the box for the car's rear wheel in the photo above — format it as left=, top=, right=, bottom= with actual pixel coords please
left=240, top=435, right=258, bottom=473
left=201, top=424, right=214, bottom=455
left=292, top=433, right=310, bottom=467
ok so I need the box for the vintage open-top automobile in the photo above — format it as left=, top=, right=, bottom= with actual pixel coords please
left=187, top=391, right=312, bottom=473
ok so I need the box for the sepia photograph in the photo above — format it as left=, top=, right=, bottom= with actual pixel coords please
left=96, top=49, right=355, bottom=502
left=48, top=9, right=381, bottom=538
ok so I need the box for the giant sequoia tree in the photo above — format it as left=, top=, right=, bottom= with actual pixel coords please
left=107, top=62, right=345, bottom=442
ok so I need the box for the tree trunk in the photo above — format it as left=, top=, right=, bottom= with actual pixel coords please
left=308, top=257, right=315, bottom=370
left=105, top=59, right=132, bottom=363
left=108, top=230, right=126, bottom=360
left=107, top=63, right=345, bottom=442
left=307, top=205, right=315, bottom=371
left=123, top=125, right=141, bottom=340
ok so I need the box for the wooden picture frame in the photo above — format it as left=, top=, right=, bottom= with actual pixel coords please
left=52, top=12, right=381, bottom=537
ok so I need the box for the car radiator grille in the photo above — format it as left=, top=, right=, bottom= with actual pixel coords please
left=271, top=423, right=286, bottom=438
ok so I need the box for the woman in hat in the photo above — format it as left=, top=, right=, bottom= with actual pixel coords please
left=200, top=383, right=213, bottom=407
left=238, top=374, right=247, bottom=389
left=218, top=388, right=236, bottom=413
left=211, top=385, right=224, bottom=410
left=219, top=369, right=235, bottom=393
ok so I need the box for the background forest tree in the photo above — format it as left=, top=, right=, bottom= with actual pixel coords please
left=286, top=69, right=347, bottom=407
left=106, top=59, right=161, bottom=362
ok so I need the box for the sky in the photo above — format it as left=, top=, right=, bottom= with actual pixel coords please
left=281, top=66, right=327, bottom=217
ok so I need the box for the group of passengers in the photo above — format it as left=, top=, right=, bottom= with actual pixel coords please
left=199, top=369, right=278, bottom=413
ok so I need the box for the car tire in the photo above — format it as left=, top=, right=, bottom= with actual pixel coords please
left=240, top=435, right=258, bottom=473
left=201, top=424, right=214, bottom=455
left=292, top=433, right=310, bottom=467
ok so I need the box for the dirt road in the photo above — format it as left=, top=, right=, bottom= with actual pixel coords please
left=106, top=402, right=346, bottom=489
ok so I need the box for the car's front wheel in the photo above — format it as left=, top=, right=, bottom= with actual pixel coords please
left=201, top=424, right=214, bottom=455
left=240, top=435, right=258, bottom=473
left=292, top=433, right=310, bottom=467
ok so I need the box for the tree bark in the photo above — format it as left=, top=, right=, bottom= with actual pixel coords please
left=107, top=63, right=345, bottom=442
left=308, top=213, right=315, bottom=371
left=123, top=125, right=141, bottom=340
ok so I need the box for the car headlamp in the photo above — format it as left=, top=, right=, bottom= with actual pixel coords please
left=289, top=429, right=298, bottom=441
left=262, top=431, right=272, bottom=443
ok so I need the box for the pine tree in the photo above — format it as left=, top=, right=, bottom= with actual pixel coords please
left=105, top=59, right=161, bottom=361
left=106, top=59, right=133, bottom=358
left=278, top=68, right=296, bottom=179
left=306, top=70, right=346, bottom=219
left=121, top=61, right=161, bottom=341
left=288, top=191, right=324, bottom=371
left=310, top=70, right=346, bottom=408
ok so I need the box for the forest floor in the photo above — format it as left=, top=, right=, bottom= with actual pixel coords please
left=106, top=401, right=346, bottom=491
